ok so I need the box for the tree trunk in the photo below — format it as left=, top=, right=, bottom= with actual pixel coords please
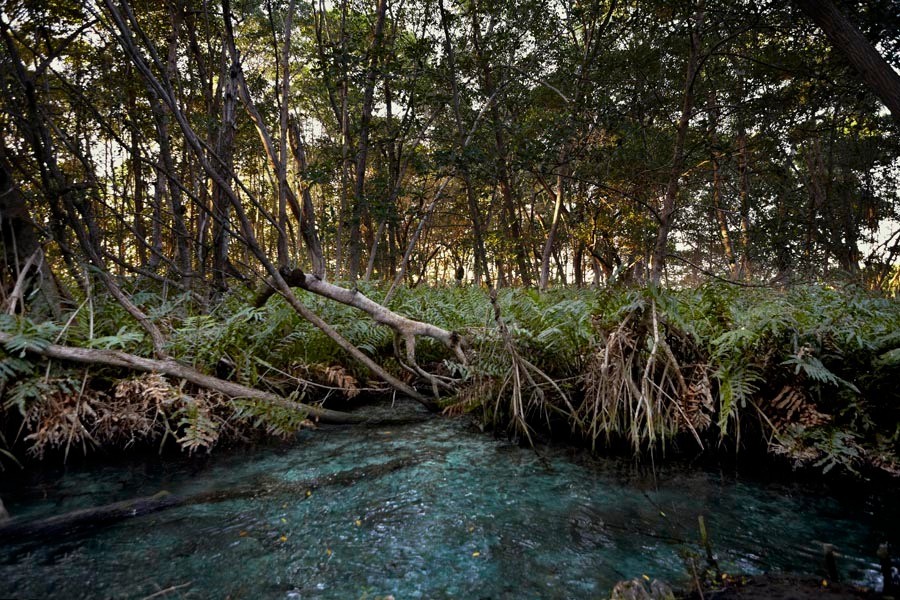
left=149, top=163, right=165, bottom=270
left=125, top=63, right=148, bottom=268
left=736, top=128, right=752, bottom=279
left=211, top=58, right=237, bottom=291
left=804, top=140, right=826, bottom=263
left=794, top=0, right=900, bottom=124
left=1, top=19, right=167, bottom=355
left=276, top=0, right=297, bottom=267
left=540, top=168, right=566, bottom=290
left=470, top=2, right=531, bottom=287
left=711, top=157, right=737, bottom=278
left=0, top=331, right=363, bottom=424
left=573, top=241, right=585, bottom=287
left=222, top=0, right=310, bottom=272
left=0, top=458, right=418, bottom=543
left=162, top=0, right=193, bottom=285
left=439, top=0, right=491, bottom=287
left=337, top=0, right=350, bottom=277
left=838, top=183, right=862, bottom=276
left=706, top=91, right=737, bottom=278
left=104, top=0, right=466, bottom=405
left=649, top=3, right=704, bottom=285
left=311, top=0, right=348, bottom=276
left=288, top=120, right=326, bottom=278
left=348, top=0, right=388, bottom=284
left=0, top=152, right=62, bottom=317
left=364, top=218, right=387, bottom=281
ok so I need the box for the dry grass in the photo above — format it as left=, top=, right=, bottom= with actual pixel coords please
left=18, top=374, right=244, bottom=459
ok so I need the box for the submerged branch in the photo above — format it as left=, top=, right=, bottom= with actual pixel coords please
left=0, top=456, right=421, bottom=543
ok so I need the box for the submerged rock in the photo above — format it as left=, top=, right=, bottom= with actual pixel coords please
left=611, top=578, right=675, bottom=600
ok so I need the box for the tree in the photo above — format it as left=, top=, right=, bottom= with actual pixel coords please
left=2, top=0, right=899, bottom=426
left=794, top=0, right=900, bottom=124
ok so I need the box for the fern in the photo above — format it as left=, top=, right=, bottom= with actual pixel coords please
left=0, top=317, right=61, bottom=356
left=714, top=362, right=763, bottom=434
left=0, top=355, right=35, bottom=386
left=232, top=397, right=310, bottom=438
left=782, top=351, right=860, bottom=393
left=174, top=397, right=220, bottom=454
left=4, top=376, right=80, bottom=417
left=86, top=327, right=144, bottom=350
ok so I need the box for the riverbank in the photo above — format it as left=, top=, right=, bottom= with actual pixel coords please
left=684, top=574, right=887, bottom=599
left=2, top=283, right=899, bottom=481
left=614, top=574, right=887, bottom=600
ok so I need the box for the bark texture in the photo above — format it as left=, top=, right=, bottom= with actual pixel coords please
left=795, top=0, right=900, bottom=124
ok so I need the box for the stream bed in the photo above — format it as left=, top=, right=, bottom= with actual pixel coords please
left=1, top=400, right=896, bottom=599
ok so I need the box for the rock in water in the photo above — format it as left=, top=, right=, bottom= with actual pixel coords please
left=0, top=498, right=9, bottom=522
left=610, top=578, right=674, bottom=600
left=649, top=579, right=675, bottom=600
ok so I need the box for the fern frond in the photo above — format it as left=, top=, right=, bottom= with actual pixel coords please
left=714, top=362, right=763, bottom=435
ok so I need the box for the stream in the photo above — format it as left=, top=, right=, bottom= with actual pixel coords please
left=1, top=399, right=896, bottom=599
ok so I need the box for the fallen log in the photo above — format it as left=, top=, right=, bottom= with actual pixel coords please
left=256, top=267, right=468, bottom=406
left=255, top=268, right=466, bottom=364
left=0, top=331, right=364, bottom=424
left=0, top=455, right=421, bottom=543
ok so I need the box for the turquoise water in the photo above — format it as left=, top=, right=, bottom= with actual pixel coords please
left=0, top=400, right=895, bottom=599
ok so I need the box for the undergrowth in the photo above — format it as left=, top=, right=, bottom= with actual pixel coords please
left=451, top=283, right=900, bottom=477
left=1, top=280, right=898, bottom=478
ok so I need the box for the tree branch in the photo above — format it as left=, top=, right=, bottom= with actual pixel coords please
left=0, top=331, right=365, bottom=424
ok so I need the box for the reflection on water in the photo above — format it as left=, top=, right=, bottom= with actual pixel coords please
left=0, top=400, right=895, bottom=599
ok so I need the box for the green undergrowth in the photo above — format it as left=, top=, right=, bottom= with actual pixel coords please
left=1, top=281, right=898, bottom=477
left=462, top=283, right=900, bottom=478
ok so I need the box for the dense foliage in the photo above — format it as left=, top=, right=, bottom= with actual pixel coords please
left=1, top=0, right=899, bottom=296
left=1, top=0, right=898, bottom=478
left=2, top=283, right=898, bottom=477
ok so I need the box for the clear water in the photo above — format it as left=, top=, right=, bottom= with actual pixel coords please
left=0, top=400, right=896, bottom=599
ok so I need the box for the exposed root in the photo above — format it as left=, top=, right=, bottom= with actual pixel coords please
left=486, top=289, right=575, bottom=444
left=581, top=299, right=713, bottom=451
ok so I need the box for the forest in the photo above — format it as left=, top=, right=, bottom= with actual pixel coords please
left=2, top=0, right=899, bottom=466
left=1, top=0, right=900, bottom=595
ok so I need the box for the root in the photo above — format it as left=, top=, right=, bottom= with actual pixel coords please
left=486, top=289, right=574, bottom=444
left=581, top=299, right=713, bottom=451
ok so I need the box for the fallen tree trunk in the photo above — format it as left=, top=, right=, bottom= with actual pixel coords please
left=0, top=331, right=365, bottom=424
left=256, top=268, right=465, bottom=361
left=0, top=456, right=420, bottom=543
left=0, top=491, right=181, bottom=542
left=257, top=268, right=467, bottom=399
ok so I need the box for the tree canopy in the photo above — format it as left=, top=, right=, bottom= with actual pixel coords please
left=2, top=0, right=898, bottom=305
